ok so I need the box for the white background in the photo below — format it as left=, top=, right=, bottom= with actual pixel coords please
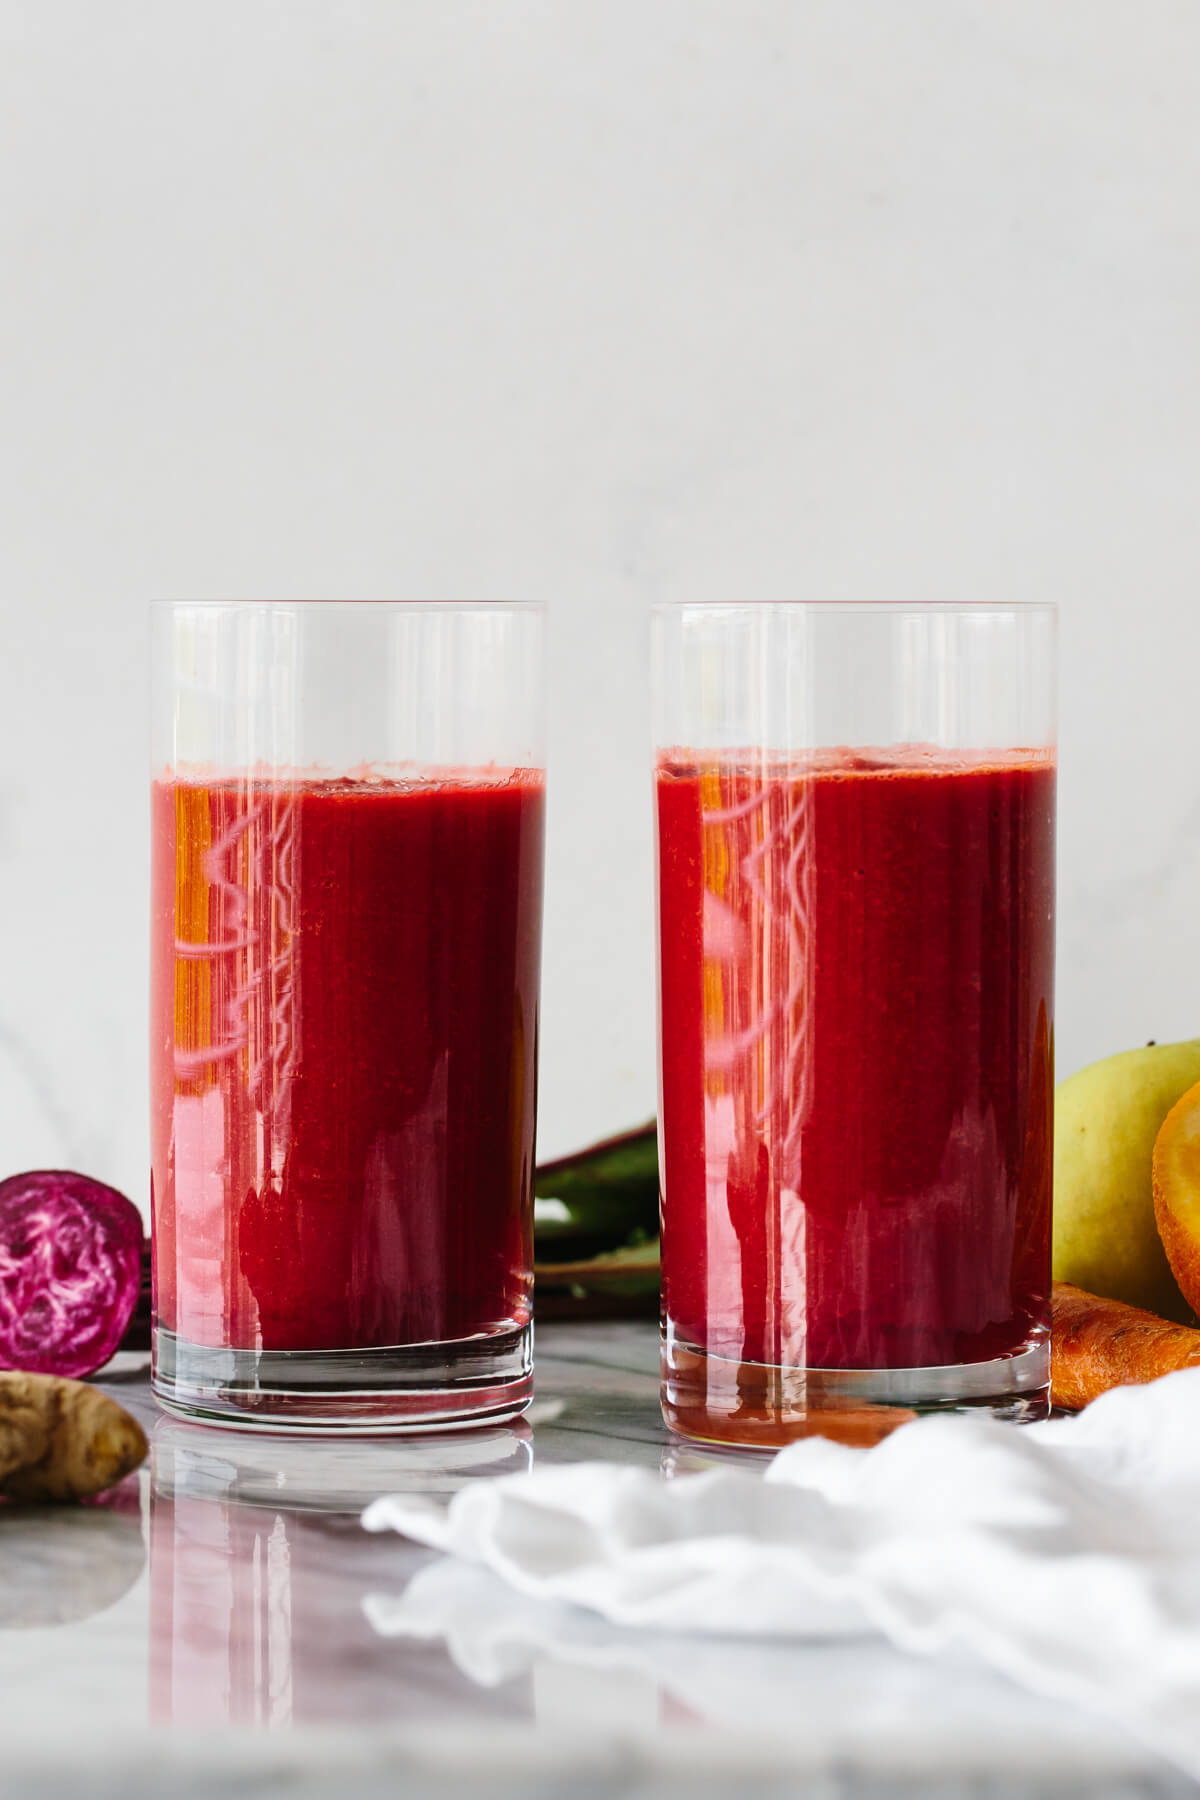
left=2, top=2, right=1198, bottom=1211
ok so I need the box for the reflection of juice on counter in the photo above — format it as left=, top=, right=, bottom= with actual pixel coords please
left=149, top=1423, right=535, bottom=1725
left=151, top=772, right=545, bottom=1353
left=656, top=748, right=1055, bottom=1385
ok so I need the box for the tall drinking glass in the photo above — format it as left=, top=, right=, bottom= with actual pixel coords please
left=151, top=602, right=544, bottom=1431
left=654, top=603, right=1056, bottom=1446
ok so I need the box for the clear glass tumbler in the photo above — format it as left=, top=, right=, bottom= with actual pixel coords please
left=150, top=602, right=545, bottom=1431
left=654, top=603, right=1056, bottom=1447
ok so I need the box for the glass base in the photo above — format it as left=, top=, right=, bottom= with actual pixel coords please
left=152, top=1322, right=533, bottom=1434
left=661, top=1330, right=1050, bottom=1450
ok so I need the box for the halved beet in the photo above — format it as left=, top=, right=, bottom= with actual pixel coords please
left=0, top=1171, right=144, bottom=1378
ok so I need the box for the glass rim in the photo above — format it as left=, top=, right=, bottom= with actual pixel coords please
left=651, top=600, right=1057, bottom=617
left=149, top=599, right=544, bottom=616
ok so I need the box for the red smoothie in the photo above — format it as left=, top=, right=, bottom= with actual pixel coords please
left=656, top=748, right=1055, bottom=1385
left=151, top=770, right=544, bottom=1354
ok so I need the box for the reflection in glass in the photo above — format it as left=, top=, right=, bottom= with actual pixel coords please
left=149, top=1422, right=532, bottom=1725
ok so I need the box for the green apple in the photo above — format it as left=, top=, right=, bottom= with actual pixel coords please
left=1053, top=1038, right=1200, bottom=1322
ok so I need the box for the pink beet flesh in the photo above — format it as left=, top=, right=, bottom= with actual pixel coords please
left=0, top=1171, right=144, bottom=1378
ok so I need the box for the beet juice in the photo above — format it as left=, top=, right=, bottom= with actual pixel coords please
left=656, top=747, right=1055, bottom=1444
left=151, top=770, right=544, bottom=1425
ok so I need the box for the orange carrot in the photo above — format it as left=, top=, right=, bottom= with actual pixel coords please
left=1051, top=1281, right=1200, bottom=1410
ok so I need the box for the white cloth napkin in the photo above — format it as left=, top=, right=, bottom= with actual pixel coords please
left=365, top=1559, right=1166, bottom=1779
left=364, top=1369, right=1200, bottom=1775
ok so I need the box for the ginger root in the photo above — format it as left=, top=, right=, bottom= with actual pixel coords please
left=0, top=1371, right=148, bottom=1502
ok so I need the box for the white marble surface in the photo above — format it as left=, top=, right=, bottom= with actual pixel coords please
left=2, top=5, right=1200, bottom=1205
left=0, top=1320, right=1196, bottom=1799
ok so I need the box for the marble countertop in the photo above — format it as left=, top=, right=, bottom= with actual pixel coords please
left=0, top=1320, right=1195, bottom=1800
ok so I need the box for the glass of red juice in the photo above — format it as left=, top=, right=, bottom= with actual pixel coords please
left=654, top=603, right=1056, bottom=1447
left=150, top=602, right=545, bottom=1431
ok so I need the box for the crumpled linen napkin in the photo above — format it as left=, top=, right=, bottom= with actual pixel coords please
left=364, top=1557, right=1156, bottom=1775
left=364, top=1368, right=1200, bottom=1775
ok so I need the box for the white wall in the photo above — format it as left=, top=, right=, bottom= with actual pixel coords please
left=2, top=1, right=1198, bottom=1206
